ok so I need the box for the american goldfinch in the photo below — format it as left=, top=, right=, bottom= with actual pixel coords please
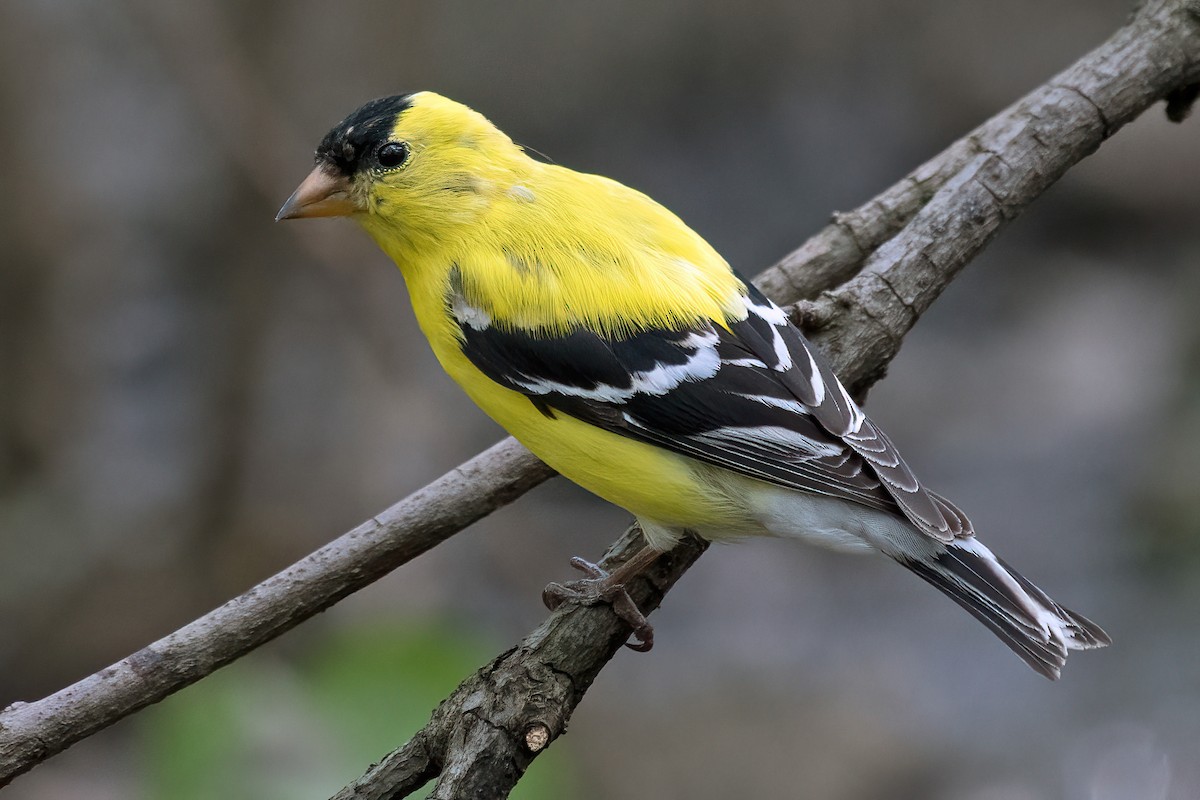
left=278, top=92, right=1110, bottom=678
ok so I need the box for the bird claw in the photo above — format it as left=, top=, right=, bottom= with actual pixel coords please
left=542, top=557, right=655, bottom=652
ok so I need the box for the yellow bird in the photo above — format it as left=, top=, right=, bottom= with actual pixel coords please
left=278, top=92, right=1109, bottom=678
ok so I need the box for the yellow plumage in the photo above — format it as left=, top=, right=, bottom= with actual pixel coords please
left=347, top=93, right=754, bottom=540
left=365, top=93, right=744, bottom=337
left=360, top=97, right=748, bottom=542
left=277, top=90, right=1109, bottom=677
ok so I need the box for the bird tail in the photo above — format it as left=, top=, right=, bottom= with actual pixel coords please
left=901, top=537, right=1111, bottom=679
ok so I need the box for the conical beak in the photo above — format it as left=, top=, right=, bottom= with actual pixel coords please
left=276, top=166, right=359, bottom=221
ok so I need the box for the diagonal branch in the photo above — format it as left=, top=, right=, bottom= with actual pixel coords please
left=2, top=0, right=1198, bottom=790
left=0, top=440, right=556, bottom=786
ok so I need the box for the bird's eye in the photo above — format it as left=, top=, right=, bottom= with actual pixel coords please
left=377, top=142, right=410, bottom=169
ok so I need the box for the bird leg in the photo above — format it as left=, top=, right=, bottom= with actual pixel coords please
left=542, top=546, right=662, bottom=652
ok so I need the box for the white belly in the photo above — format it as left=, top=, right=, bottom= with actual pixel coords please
left=669, top=472, right=944, bottom=560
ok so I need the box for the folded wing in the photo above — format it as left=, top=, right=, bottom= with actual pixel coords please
left=453, top=277, right=969, bottom=541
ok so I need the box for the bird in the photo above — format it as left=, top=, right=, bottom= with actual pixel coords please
left=277, top=91, right=1110, bottom=679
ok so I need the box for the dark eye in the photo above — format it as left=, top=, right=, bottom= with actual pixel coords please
left=377, top=142, right=410, bottom=169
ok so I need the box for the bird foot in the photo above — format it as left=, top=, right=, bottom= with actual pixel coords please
left=542, top=556, right=655, bottom=652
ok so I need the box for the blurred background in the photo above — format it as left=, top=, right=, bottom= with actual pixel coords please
left=2, top=1, right=1198, bottom=798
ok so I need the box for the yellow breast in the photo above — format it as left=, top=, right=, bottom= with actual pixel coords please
left=363, top=159, right=752, bottom=534
left=423, top=302, right=748, bottom=532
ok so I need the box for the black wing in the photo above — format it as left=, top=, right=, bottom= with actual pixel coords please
left=452, top=280, right=969, bottom=541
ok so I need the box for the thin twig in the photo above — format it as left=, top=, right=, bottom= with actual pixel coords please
left=0, top=439, right=555, bottom=786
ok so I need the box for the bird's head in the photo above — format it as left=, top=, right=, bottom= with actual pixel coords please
left=277, top=92, right=528, bottom=252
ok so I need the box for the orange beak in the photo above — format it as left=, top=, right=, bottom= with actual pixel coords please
left=276, top=165, right=359, bottom=221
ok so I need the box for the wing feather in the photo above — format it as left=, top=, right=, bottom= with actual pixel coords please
left=451, top=280, right=969, bottom=541
left=733, top=284, right=968, bottom=541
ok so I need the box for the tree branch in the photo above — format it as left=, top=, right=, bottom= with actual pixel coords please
left=0, top=439, right=555, bottom=786
left=2, top=0, right=1197, bottom=791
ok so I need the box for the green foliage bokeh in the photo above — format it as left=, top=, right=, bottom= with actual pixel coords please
left=139, top=621, right=577, bottom=800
